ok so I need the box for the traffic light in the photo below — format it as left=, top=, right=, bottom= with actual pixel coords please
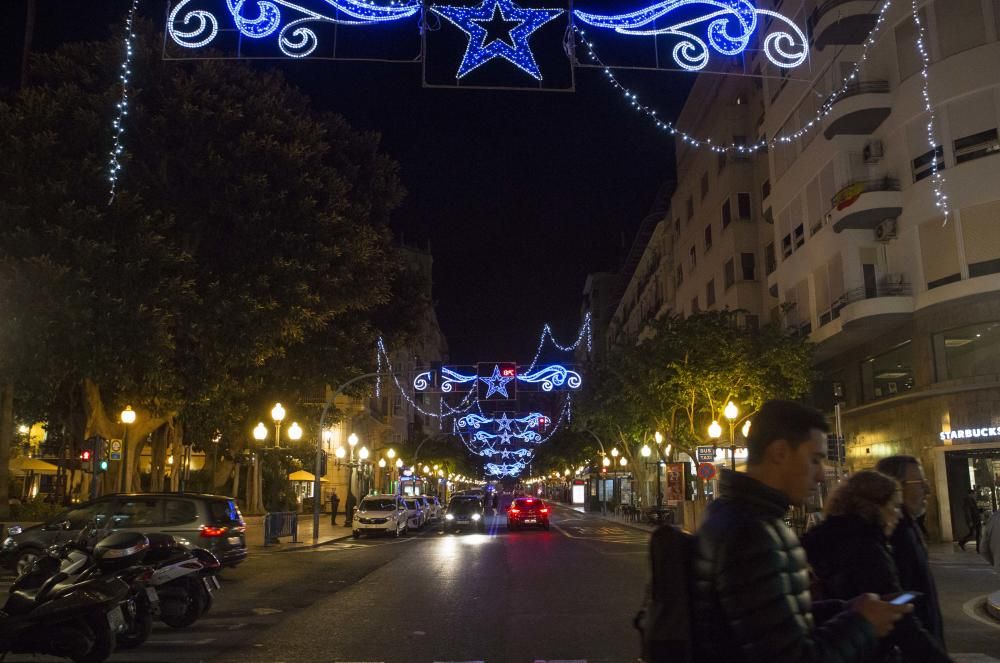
left=96, top=438, right=109, bottom=472
left=80, top=449, right=93, bottom=472
left=98, top=459, right=109, bottom=472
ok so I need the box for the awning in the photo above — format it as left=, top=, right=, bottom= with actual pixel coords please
left=10, top=457, right=59, bottom=475
left=287, top=470, right=328, bottom=482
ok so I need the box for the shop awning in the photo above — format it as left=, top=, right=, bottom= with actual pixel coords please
left=287, top=470, right=328, bottom=483
left=10, top=457, right=59, bottom=475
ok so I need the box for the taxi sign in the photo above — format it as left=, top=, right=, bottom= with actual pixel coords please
left=696, top=446, right=716, bottom=463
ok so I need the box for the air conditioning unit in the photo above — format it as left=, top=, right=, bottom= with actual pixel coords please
left=874, top=218, right=897, bottom=241
left=863, top=140, right=884, bottom=164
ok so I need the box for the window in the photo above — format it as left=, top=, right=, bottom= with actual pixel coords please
left=912, top=145, right=944, bottom=182
left=954, top=129, right=1000, bottom=165
left=794, top=223, right=805, bottom=248
left=686, top=197, right=694, bottom=222
left=112, top=498, right=162, bottom=528
left=935, top=322, right=1000, bottom=381
left=721, top=199, right=732, bottom=229
left=163, top=500, right=198, bottom=525
left=781, top=234, right=792, bottom=258
left=63, top=501, right=113, bottom=530
left=706, top=280, right=716, bottom=307
left=724, top=258, right=736, bottom=289
left=963, top=200, right=1000, bottom=278
left=863, top=342, right=914, bottom=401
left=689, top=245, right=697, bottom=270
left=765, top=243, right=777, bottom=275
left=895, top=11, right=925, bottom=80
left=691, top=296, right=700, bottom=313
left=741, top=253, right=757, bottom=281
left=937, top=0, right=986, bottom=59
left=704, top=224, right=713, bottom=251
left=737, top=192, right=752, bottom=220
left=676, top=265, right=684, bottom=287
left=700, top=173, right=709, bottom=200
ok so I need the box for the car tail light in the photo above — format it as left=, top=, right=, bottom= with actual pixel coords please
left=199, top=526, right=228, bottom=538
left=509, top=508, right=520, bottom=515
left=540, top=508, right=549, bottom=514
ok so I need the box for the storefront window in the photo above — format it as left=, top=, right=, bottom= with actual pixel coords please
left=863, top=341, right=914, bottom=401
left=935, top=321, right=1000, bottom=381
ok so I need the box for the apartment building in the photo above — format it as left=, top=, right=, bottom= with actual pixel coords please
left=605, top=0, right=1000, bottom=540
left=579, top=271, right=623, bottom=363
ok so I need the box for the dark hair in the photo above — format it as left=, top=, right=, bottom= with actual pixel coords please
left=826, top=470, right=900, bottom=528
left=874, top=455, right=920, bottom=481
left=746, top=400, right=829, bottom=465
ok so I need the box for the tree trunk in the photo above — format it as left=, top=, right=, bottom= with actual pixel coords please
left=231, top=460, right=241, bottom=504
left=148, top=425, right=169, bottom=492
left=0, top=383, right=13, bottom=520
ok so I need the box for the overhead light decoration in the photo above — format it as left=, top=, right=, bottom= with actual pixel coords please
left=107, top=0, right=139, bottom=203
left=431, top=0, right=564, bottom=80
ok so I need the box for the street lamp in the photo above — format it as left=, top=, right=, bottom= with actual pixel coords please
left=288, top=422, right=303, bottom=442
left=254, top=423, right=268, bottom=443
left=742, top=420, right=752, bottom=438
left=654, top=431, right=663, bottom=445
left=343, top=434, right=359, bottom=527
left=724, top=401, right=739, bottom=470
left=119, top=406, right=136, bottom=492
left=387, top=448, right=396, bottom=459
left=271, top=403, right=285, bottom=447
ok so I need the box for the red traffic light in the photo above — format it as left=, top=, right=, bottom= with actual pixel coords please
left=81, top=450, right=92, bottom=461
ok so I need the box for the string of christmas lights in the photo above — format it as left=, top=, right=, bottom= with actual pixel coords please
left=909, top=0, right=950, bottom=221
left=108, top=0, right=140, bottom=203
left=575, top=0, right=894, bottom=155
left=375, top=337, right=479, bottom=419
left=525, top=312, right=592, bottom=373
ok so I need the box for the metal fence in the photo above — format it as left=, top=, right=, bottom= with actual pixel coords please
left=263, top=511, right=298, bottom=545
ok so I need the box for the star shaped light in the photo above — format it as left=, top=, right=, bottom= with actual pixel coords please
left=480, top=364, right=515, bottom=398
left=431, top=0, right=564, bottom=80
left=496, top=413, right=514, bottom=432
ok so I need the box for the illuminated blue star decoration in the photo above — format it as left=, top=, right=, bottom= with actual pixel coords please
left=496, top=413, right=514, bottom=432
left=431, top=0, right=564, bottom=80
left=480, top=364, right=515, bottom=398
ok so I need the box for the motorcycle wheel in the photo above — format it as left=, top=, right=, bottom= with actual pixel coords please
left=198, top=581, right=214, bottom=618
left=160, top=578, right=207, bottom=629
left=117, top=590, right=154, bottom=649
left=70, top=613, right=116, bottom=663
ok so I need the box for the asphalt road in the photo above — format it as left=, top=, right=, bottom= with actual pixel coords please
left=2, top=505, right=1000, bottom=662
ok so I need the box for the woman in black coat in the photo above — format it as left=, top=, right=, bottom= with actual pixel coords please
left=802, top=470, right=952, bottom=663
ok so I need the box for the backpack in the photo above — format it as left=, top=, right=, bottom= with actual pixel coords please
left=634, top=524, right=696, bottom=663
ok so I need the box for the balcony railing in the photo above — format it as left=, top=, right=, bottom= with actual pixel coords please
left=823, top=81, right=891, bottom=110
left=844, top=281, right=912, bottom=303
left=830, top=176, right=900, bottom=209
left=809, top=0, right=880, bottom=47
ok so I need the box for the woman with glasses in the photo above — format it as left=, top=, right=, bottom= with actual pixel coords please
left=802, top=470, right=952, bottom=663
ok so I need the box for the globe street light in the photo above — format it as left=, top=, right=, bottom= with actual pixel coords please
left=288, top=422, right=303, bottom=442
left=654, top=431, right=663, bottom=445
left=344, top=434, right=359, bottom=527
left=119, top=406, right=137, bottom=493
left=359, top=446, right=369, bottom=460
left=724, top=401, right=739, bottom=470
left=387, top=448, right=396, bottom=459
left=271, top=403, right=285, bottom=447
left=602, top=456, right=611, bottom=467
left=708, top=420, right=723, bottom=439
left=254, top=423, right=268, bottom=442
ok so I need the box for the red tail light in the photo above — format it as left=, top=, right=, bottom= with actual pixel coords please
left=540, top=508, right=549, bottom=514
left=509, top=508, right=520, bottom=514
left=199, top=526, right=228, bottom=538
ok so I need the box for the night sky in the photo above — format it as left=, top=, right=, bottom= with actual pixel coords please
left=1, top=1, right=693, bottom=364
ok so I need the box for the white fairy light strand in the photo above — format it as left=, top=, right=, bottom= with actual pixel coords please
left=376, top=337, right=479, bottom=419
left=910, top=0, right=949, bottom=220
left=526, top=312, right=593, bottom=373
left=575, top=0, right=893, bottom=154
left=108, top=0, right=140, bottom=203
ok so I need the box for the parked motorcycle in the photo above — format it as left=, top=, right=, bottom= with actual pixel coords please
left=144, top=533, right=222, bottom=628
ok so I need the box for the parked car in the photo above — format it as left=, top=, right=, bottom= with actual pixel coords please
left=352, top=495, right=409, bottom=538
left=1, top=492, right=247, bottom=575
left=506, top=497, right=550, bottom=531
left=444, top=495, right=485, bottom=533
left=403, top=497, right=427, bottom=530
left=419, top=495, right=442, bottom=523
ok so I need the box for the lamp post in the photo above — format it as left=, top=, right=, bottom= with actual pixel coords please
left=271, top=403, right=285, bottom=448
left=724, top=401, right=739, bottom=470
left=641, top=443, right=663, bottom=510
left=119, top=405, right=136, bottom=493
left=340, top=433, right=359, bottom=527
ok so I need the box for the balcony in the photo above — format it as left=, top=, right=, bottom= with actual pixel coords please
left=823, top=82, right=892, bottom=138
left=812, top=281, right=915, bottom=361
left=828, top=177, right=902, bottom=232
left=809, top=0, right=880, bottom=50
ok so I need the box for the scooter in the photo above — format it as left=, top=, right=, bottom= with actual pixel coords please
left=144, top=533, right=221, bottom=628
left=0, top=543, right=133, bottom=662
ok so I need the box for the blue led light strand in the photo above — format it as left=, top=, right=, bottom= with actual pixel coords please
left=431, top=0, right=564, bottom=79
left=575, top=0, right=893, bottom=154
left=108, top=0, right=140, bottom=203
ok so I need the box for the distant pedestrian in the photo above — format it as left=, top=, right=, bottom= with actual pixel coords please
left=803, top=470, right=952, bottom=662
left=980, top=509, right=1000, bottom=571
left=692, top=400, right=909, bottom=663
left=330, top=489, right=341, bottom=526
left=875, top=455, right=946, bottom=649
left=958, top=488, right=981, bottom=552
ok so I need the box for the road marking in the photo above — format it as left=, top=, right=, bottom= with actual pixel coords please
left=961, top=595, right=1000, bottom=631
left=251, top=607, right=282, bottom=615
left=146, top=638, right=216, bottom=645
left=953, top=655, right=1000, bottom=662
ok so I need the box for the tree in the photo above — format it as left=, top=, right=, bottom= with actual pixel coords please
left=0, top=19, right=414, bottom=500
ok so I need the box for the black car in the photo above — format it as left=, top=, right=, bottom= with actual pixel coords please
left=1, top=492, right=248, bottom=575
left=444, top=496, right=486, bottom=533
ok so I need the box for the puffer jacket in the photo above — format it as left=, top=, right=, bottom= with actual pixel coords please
left=802, top=514, right=951, bottom=663
left=691, top=470, right=876, bottom=663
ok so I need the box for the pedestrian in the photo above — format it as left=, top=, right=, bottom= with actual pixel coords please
left=957, top=487, right=981, bottom=552
left=692, top=400, right=910, bottom=663
left=979, top=508, right=1000, bottom=571
left=330, top=489, right=341, bottom=526
left=875, top=455, right=946, bottom=649
left=803, top=470, right=952, bottom=663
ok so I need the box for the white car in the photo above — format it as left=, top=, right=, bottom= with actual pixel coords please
left=403, top=497, right=427, bottom=529
left=419, top=496, right=442, bottom=523
left=353, top=495, right=409, bottom=538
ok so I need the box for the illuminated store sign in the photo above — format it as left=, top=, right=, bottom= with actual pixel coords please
left=940, top=427, right=1000, bottom=441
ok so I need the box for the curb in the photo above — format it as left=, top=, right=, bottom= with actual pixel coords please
left=987, top=591, right=1000, bottom=621
left=550, top=502, right=658, bottom=536
left=251, top=530, right=356, bottom=553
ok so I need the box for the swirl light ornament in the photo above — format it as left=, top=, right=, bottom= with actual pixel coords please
left=573, top=0, right=807, bottom=71
left=167, top=0, right=422, bottom=56
left=517, top=365, right=582, bottom=392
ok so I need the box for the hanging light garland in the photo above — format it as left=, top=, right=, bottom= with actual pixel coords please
left=108, top=0, right=140, bottom=203
left=909, top=0, right=949, bottom=221
left=525, top=311, right=592, bottom=373
left=575, top=0, right=894, bottom=155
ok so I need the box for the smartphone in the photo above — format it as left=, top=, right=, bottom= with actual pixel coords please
left=890, top=592, right=922, bottom=605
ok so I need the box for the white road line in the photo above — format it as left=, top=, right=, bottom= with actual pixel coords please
left=145, top=638, right=216, bottom=645
left=961, top=595, right=1000, bottom=631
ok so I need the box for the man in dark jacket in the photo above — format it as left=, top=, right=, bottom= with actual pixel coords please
left=692, top=400, right=910, bottom=663
left=958, top=488, right=981, bottom=552
left=875, top=455, right=946, bottom=648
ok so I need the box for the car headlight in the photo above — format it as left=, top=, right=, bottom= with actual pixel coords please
left=445, top=514, right=455, bottom=520
left=471, top=514, right=481, bottom=521
left=7, top=525, right=22, bottom=536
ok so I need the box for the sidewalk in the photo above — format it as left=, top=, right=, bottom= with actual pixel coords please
left=243, top=513, right=354, bottom=554
left=555, top=503, right=658, bottom=535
